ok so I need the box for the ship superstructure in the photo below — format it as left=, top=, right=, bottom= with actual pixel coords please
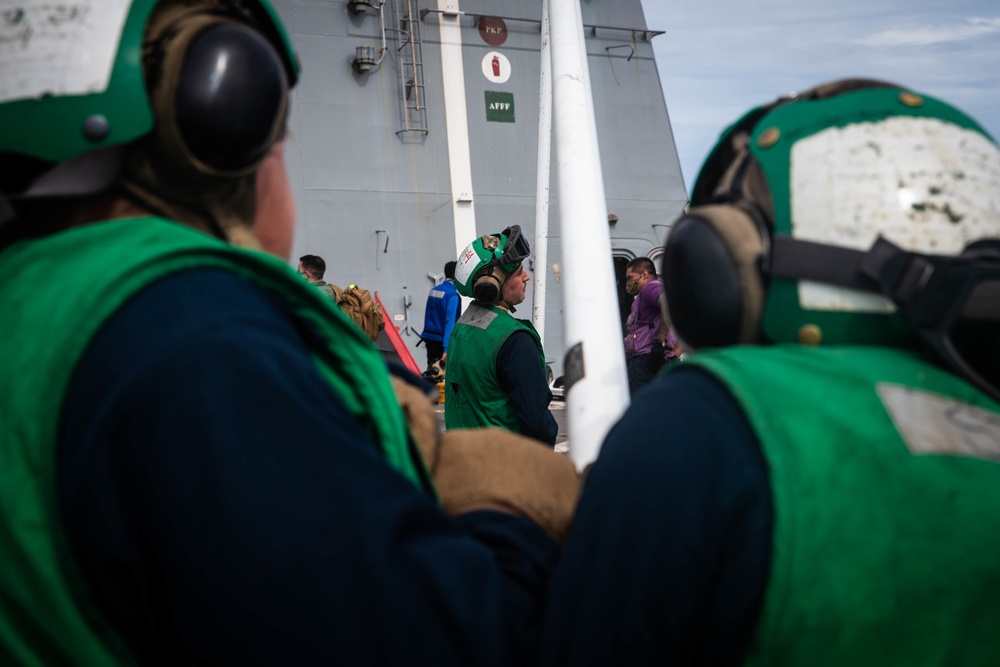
left=273, top=0, right=688, bottom=383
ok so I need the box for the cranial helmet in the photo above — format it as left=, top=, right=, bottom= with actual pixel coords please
left=0, top=0, right=299, bottom=242
left=661, top=78, right=1000, bottom=399
left=454, top=225, right=531, bottom=305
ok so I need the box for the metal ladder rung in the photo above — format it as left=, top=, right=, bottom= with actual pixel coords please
left=392, top=0, right=428, bottom=134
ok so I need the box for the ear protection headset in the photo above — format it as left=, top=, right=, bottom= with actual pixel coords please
left=662, top=202, right=767, bottom=348
left=0, top=0, right=297, bottom=247
left=145, top=1, right=290, bottom=178
left=472, top=262, right=510, bottom=305
left=661, top=130, right=776, bottom=349
left=661, top=79, right=901, bottom=351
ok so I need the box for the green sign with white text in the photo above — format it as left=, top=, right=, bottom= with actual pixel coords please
left=485, top=91, right=515, bottom=123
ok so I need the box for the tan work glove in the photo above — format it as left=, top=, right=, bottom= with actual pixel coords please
left=429, top=429, right=581, bottom=544
left=390, top=377, right=581, bottom=545
left=390, top=376, right=441, bottom=458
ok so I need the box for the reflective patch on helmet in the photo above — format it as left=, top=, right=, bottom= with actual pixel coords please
left=455, top=242, right=481, bottom=286
left=0, top=1, right=130, bottom=103
left=791, top=117, right=1000, bottom=312
left=797, top=281, right=896, bottom=313
left=877, top=383, right=1000, bottom=464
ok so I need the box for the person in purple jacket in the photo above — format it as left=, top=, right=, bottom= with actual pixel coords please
left=623, top=257, right=670, bottom=395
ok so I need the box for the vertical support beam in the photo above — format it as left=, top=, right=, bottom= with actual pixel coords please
left=531, top=0, right=552, bottom=342
left=435, top=0, right=478, bottom=258
left=548, top=0, right=629, bottom=468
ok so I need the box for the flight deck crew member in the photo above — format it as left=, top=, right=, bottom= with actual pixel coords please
left=540, top=78, right=1000, bottom=666
left=0, top=2, right=580, bottom=664
left=420, top=260, right=463, bottom=367
left=446, top=226, right=559, bottom=446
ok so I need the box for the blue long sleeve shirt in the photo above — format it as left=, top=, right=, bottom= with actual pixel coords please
left=538, top=367, right=773, bottom=666
left=421, top=279, right=462, bottom=352
left=497, top=331, right=559, bottom=446
left=57, top=269, right=559, bottom=666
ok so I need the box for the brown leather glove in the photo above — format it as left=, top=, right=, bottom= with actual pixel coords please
left=390, top=377, right=580, bottom=544
left=422, top=429, right=581, bottom=545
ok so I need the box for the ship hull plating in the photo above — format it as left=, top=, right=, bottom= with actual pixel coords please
left=273, top=0, right=688, bottom=381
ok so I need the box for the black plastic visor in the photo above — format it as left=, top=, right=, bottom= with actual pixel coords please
left=498, top=225, right=531, bottom=272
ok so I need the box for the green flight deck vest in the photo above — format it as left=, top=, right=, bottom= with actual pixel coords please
left=683, top=345, right=1000, bottom=666
left=0, top=218, right=431, bottom=666
left=444, top=302, right=545, bottom=433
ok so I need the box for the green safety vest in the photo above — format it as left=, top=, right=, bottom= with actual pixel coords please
left=0, top=217, right=430, bottom=666
left=683, top=345, right=1000, bottom=666
left=444, top=302, right=545, bottom=433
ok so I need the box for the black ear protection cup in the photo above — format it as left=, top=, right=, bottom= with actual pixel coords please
left=662, top=204, right=766, bottom=349
left=175, top=23, right=288, bottom=172
left=472, top=263, right=509, bottom=305
left=662, top=123, right=772, bottom=350
left=473, top=274, right=502, bottom=305
left=145, top=4, right=289, bottom=178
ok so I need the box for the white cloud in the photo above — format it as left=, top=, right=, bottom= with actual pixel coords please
left=645, top=0, right=1000, bottom=187
left=856, top=16, right=1000, bottom=47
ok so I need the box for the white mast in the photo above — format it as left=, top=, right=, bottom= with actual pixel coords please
left=435, top=0, right=478, bottom=261
left=531, top=0, right=552, bottom=342
left=548, top=0, right=630, bottom=467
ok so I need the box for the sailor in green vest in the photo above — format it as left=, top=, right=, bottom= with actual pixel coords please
left=446, top=226, right=559, bottom=446
left=0, top=1, right=580, bottom=665
left=540, top=79, right=1000, bottom=666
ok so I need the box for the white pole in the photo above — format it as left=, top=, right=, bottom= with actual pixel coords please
left=436, top=0, right=478, bottom=261
left=548, top=0, right=629, bottom=468
left=531, top=0, right=552, bottom=342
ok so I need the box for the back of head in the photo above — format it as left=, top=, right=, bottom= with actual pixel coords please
left=453, top=225, right=531, bottom=306
left=299, top=254, right=326, bottom=280
left=444, top=260, right=457, bottom=280
left=0, top=0, right=299, bottom=247
left=661, top=78, right=1000, bottom=398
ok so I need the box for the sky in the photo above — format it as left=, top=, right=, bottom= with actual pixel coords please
left=643, top=0, right=1000, bottom=192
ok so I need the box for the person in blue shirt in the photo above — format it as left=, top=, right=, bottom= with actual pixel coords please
left=420, top=260, right=463, bottom=368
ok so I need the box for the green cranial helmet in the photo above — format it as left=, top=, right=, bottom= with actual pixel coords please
left=662, top=78, right=1000, bottom=398
left=454, top=225, right=531, bottom=304
left=666, top=79, right=1000, bottom=347
left=0, top=0, right=299, bottom=225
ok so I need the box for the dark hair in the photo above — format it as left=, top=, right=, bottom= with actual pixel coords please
left=626, top=256, right=656, bottom=277
left=299, top=254, right=326, bottom=279
left=444, top=260, right=457, bottom=280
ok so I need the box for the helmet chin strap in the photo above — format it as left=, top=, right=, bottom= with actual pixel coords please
left=768, top=234, right=1000, bottom=401
left=497, top=297, right=516, bottom=313
left=487, top=263, right=517, bottom=312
